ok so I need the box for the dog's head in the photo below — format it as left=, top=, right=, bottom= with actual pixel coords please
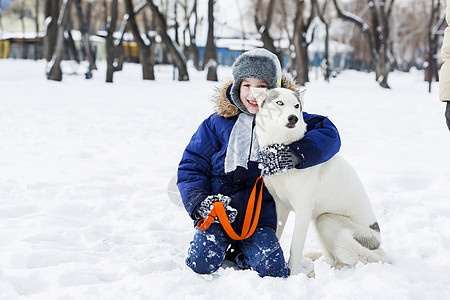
left=251, top=87, right=307, bottom=147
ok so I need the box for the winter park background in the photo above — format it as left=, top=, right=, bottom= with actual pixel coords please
left=1, top=59, right=450, bottom=299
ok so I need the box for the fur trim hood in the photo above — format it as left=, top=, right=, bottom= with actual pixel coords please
left=213, top=73, right=301, bottom=118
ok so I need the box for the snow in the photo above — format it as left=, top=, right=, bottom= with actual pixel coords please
left=1, top=59, right=450, bottom=299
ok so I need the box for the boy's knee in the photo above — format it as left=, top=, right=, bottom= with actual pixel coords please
left=253, top=246, right=290, bottom=278
left=186, top=245, right=224, bottom=274
left=186, top=256, right=221, bottom=275
left=243, top=227, right=290, bottom=277
left=185, top=228, right=227, bottom=275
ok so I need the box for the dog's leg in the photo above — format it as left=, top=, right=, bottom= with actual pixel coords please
left=274, top=200, right=290, bottom=240
left=288, top=209, right=313, bottom=276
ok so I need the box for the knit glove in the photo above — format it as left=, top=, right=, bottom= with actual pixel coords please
left=258, top=143, right=301, bottom=177
left=196, top=194, right=238, bottom=224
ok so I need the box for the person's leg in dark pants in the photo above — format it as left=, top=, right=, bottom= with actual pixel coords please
left=239, top=227, right=290, bottom=278
left=186, top=224, right=230, bottom=274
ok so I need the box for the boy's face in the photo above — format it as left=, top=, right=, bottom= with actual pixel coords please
left=240, top=78, right=269, bottom=114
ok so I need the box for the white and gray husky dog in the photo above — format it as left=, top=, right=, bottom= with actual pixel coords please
left=251, top=87, right=388, bottom=276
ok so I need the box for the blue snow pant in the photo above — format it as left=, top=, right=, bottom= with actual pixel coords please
left=186, top=224, right=290, bottom=278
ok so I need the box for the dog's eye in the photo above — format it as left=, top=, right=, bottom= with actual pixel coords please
left=294, top=104, right=300, bottom=109
left=276, top=100, right=284, bottom=106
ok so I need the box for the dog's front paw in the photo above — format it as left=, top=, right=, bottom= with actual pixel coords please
left=299, top=257, right=315, bottom=277
left=289, top=257, right=314, bottom=276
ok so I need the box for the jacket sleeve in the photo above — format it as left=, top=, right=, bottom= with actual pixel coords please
left=288, top=113, right=341, bottom=169
left=177, top=116, right=221, bottom=220
left=440, top=2, right=450, bottom=102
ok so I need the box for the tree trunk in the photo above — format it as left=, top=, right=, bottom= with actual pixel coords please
left=427, top=0, right=444, bottom=91
left=378, top=45, right=390, bottom=88
left=185, top=0, right=200, bottom=70
left=35, top=0, right=40, bottom=60
left=191, top=0, right=200, bottom=70
left=21, top=14, right=27, bottom=59
left=75, top=0, right=97, bottom=79
left=332, top=0, right=394, bottom=88
left=280, top=0, right=295, bottom=73
left=44, top=0, right=59, bottom=62
left=146, top=0, right=189, bottom=81
left=142, top=8, right=157, bottom=78
left=323, top=22, right=330, bottom=81
left=292, top=1, right=309, bottom=85
left=47, top=0, right=74, bottom=81
left=313, top=0, right=331, bottom=81
left=124, top=0, right=155, bottom=80
left=174, top=0, right=179, bottom=45
left=254, top=0, right=283, bottom=66
left=203, top=0, right=217, bottom=81
left=66, top=25, right=80, bottom=63
left=105, top=0, right=122, bottom=83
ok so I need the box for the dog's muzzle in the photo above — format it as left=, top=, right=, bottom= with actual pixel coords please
left=286, top=115, right=298, bottom=128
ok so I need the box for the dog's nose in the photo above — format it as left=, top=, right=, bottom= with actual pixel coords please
left=288, top=115, right=298, bottom=125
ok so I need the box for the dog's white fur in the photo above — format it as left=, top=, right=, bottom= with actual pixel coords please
left=251, top=87, right=388, bottom=276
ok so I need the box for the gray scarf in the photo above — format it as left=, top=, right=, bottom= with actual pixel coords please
left=224, top=113, right=260, bottom=173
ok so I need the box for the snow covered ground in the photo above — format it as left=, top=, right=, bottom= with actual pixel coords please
left=0, top=59, right=449, bottom=299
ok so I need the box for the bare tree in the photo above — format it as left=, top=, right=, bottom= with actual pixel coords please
left=427, top=0, right=445, bottom=92
left=141, top=6, right=157, bottom=75
left=35, top=0, right=40, bottom=35
left=390, top=0, right=428, bottom=71
left=191, top=0, right=200, bottom=70
left=146, top=0, right=189, bottom=81
left=278, top=0, right=315, bottom=83
left=47, top=0, right=74, bottom=81
left=124, top=0, right=155, bottom=80
left=279, top=0, right=295, bottom=72
left=313, top=0, right=331, bottom=81
left=292, top=0, right=315, bottom=85
left=182, top=0, right=200, bottom=70
left=174, top=0, right=180, bottom=45
left=44, top=0, right=59, bottom=62
left=203, top=0, right=217, bottom=81
left=105, top=0, right=124, bottom=82
left=333, top=0, right=395, bottom=88
left=66, top=10, right=81, bottom=63
left=180, top=0, right=188, bottom=53
left=254, top=0, right=283, bottom=65
left=75, top=0, right=97, bottom=79
left=34, top=0, right=42, bottom=60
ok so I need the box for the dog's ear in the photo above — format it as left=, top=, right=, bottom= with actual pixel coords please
left=296, top=87, right=306, bottom=108
left=250, top=87, right=268, bottom=107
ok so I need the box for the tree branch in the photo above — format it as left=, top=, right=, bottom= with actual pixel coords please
left=332, top=0, right=378, bottom=60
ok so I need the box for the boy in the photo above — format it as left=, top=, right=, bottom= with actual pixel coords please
left=177, top=49, right=341, bottom=277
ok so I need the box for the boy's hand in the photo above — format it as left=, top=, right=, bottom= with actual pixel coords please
left=258, top=144, right=301, bottom=177
left=196, top=194, right=237, bottom=223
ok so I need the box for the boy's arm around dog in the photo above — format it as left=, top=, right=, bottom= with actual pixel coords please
left=288, top=113, right=341, bottom=169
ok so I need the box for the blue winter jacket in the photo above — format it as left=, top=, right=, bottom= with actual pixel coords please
left=177, top=77, right=341, bottom=235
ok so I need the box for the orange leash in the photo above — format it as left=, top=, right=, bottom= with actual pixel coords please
left=197, top=176, right=264, bottom=240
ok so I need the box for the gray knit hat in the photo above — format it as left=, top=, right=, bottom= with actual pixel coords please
left=230, top=48, right=282, bottom=114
